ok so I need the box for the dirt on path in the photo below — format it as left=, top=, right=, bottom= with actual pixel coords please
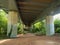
left=0, top=33, right=60, bottom=45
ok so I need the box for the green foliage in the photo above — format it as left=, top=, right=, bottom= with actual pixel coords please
left=30, top=21, right=46, bottom=35
left=35, top=30, right=46, bottom=36
left=17, top=23, right=26, bottom=34
left=0, top=9, right=7, bottom=35
left=56, top=28, right=60, bottom=33
left=17, top=23, right=22, bottom=34
left=54, top=19, right=60, bottom=33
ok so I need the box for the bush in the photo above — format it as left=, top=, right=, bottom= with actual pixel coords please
left=55, top=28, right=60, bottom=33
left=54, top=19, right=60, bottom=33
left=0, top=9, right=7, bottom=35
left=17, top=23, right=27, bottom=34
left=30, top=26, right=40, bottom=33
left=30, top=21, right=46, bottom=35
left=35, top=29, right=46, bottom=36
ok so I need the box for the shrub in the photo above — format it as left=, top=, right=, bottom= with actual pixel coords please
left=17, top=23, right=27, bottom=34
left=30, top=21, right=46, bottom=35
left=54, top=19, right=60, bottom=33
left=0, top=9, right=7, bottom=35
left=55, top=28, right=60, bottom=33
left=35, top=29, right=46, bottom=36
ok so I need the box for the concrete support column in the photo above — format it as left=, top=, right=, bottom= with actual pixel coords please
left=46, top=16, right=55, bottom=36
left=7, top=11, right=18, bottom=37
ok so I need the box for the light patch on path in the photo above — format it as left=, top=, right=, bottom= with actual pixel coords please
left=32, top=40, right=60, bottom=45
left=0, top=39, right=11, bottom=44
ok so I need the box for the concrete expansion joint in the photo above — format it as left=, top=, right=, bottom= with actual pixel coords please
left=8, top=10, right=18, bottom=12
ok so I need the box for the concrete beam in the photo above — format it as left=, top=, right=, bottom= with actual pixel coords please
left=33, top=0, right=60, bottom=24
left=18, top=2, right=49, bottom=7
left=0, top=0, right=8, bottom=9
left=40, top=0, right=60, bottom=17
left=0, top=0, right=18, bottom=11
left=19, top=7, right=44, bottom=11
left=8, top=0, right=18, bottom=11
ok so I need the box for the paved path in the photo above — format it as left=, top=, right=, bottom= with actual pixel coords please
left=0, top=33, right=60, bottom=45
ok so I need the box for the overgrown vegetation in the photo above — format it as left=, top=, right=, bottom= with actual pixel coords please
left=0, top=9, right=7, bottom=35
left=30, top=21, right=46, bottom=36
left=29, top=19, right=60, bottom=35
left=17, top=23, right=27, bottom=34
left=54, top=19, right=60, bottom=33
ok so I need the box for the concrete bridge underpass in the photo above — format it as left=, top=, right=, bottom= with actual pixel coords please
left=0, top=0, right=60, bottom=37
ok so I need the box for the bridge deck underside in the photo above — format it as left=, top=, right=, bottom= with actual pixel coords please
left=16, top=0, right=57, bottom=26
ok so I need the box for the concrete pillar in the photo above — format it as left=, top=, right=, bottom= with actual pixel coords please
left=7, top=11, right=18, bottom=37
left=46, top=16, right=55, bottom=36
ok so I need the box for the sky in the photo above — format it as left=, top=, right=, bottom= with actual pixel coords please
left=53, top=13, right=60, bottom=20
